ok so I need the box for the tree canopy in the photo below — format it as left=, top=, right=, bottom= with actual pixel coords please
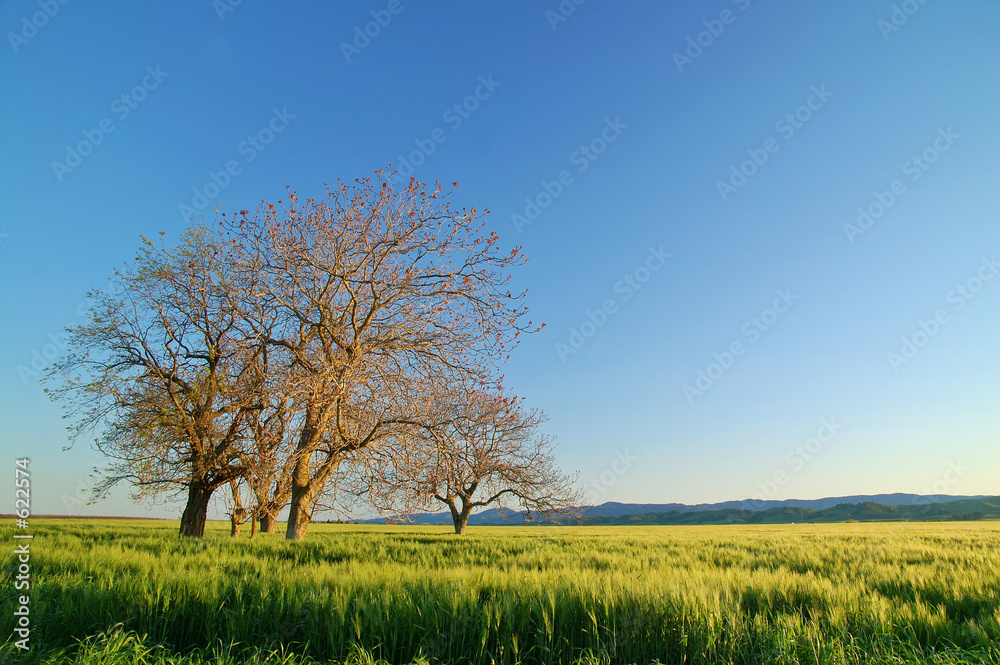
left=47, top=171, right=576, bottom=539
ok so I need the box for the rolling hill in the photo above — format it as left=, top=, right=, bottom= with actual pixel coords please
left=359, top=494, right=994, bottom=526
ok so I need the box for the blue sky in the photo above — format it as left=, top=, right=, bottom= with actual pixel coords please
left=1, top=1, right=997, bottom=518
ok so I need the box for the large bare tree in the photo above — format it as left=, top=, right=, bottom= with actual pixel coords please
left=46, top=228, right=259, bottom=537
left=46, top=170, right=538, bottom=540
left=223, top=171, right=534, bottom=540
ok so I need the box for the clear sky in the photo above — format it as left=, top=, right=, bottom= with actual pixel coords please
left=1, top=1, right=997, bottom=519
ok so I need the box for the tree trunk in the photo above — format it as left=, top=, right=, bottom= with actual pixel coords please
left=286, top=486, right=313, bottom=540
left=229, top=480, right=245, bottom=538
left=250, top=513, right=258, bottom=538
left=285, top=454, right=313, bottom=541
left=448, top=499, right=472, bottom=535
left=179, top=484, right=213, bottom=538
left=260, top=513, right=277, bottom=533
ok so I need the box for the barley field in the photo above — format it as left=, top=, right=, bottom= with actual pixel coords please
left=2, top=520, right=999, bottom=664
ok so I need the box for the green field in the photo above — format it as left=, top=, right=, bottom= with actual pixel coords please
left=3, top=520, right=999, bottom=664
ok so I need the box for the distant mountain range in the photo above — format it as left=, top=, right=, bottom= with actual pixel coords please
left=587, top=497, right=1000, bottom=526
left=360, top=494, right=993, bottom=526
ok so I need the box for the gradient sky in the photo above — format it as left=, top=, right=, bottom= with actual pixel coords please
left=1, top=1, right=997, bottom=519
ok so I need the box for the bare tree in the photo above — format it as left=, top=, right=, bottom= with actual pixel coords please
left=45, top=170, right=539, bottom=541
left=363, top=387, right=581, bottom=534
left=247, top=416, right=295, bottom=534
left=45, top=228, right=259, bottom=537
left=222, top=478, right=254, bottom=537
left=237, top=347, right=298, bottom=534
left=223, top=171, right=534, bottom=540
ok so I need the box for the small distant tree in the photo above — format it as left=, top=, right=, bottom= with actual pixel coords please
left=246, top=414, right=295, bottom=534
left=365, top=388, right=581, bottom=534
left=222, top=478, right=254, bottom=537
left=236, top=347, right=298, bottom=534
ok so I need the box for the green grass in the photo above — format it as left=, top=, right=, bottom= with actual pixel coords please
left=2, top=520, right=999, bottom=664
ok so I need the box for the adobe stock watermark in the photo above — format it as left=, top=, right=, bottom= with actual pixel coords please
left=51, top=66, right=169, bottom=182
left=213, top=0, right=242, bottom=21
left=912, top=460, right=967, bottom=504
left=887, top=255, right=998, bottom=372
left=7, top=0, right=70, bottom=54
left=61, top=477, right=91, bottom=514
left=389, top=75, right=501, bottom=181
left=17, top=298, right=92, bottom=386
left=555, top=245, right=671, bottom=362
left=340, top=0, right=408, bottom=63
left=584, top=449, right=638, bottom=505
left=717, top=85, right=833, bottom=202
left=421, top=606, right=478, bottom=660
left=672, top=0, right=751, bottom=73
left=878, top=0, right=932, bottom=41
left=843, top=127, right=959, bottom=244
left=262, top=610, right=312, bottom=647
left=511, top=117, right=628, bottom=233
left=178, top=107, right=295, bottom=222
left=545, top=0, right=585, bottom=31
left=683, top=288, right=798, bottom=404
left=747, top=418, right=843, bottom=508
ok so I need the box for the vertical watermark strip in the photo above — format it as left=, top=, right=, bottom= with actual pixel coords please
left=13, top=458, right=32, bottom=651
